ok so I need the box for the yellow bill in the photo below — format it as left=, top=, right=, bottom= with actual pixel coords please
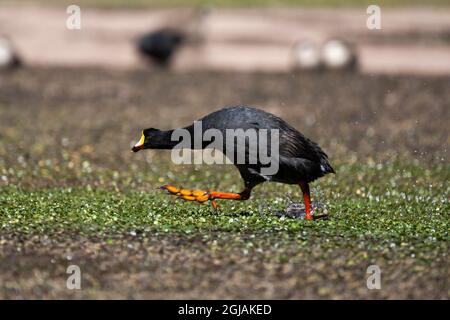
left=132, top=131, right=145, bottom=152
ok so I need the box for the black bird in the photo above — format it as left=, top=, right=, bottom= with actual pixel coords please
left=137, top=28, right=184, bottom=67
left=132, top=106, right=335, bottom=220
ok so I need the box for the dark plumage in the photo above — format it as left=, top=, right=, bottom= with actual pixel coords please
left=137, top=28, right=184, bottom=66
left=132, top=106, right=334, bottom=220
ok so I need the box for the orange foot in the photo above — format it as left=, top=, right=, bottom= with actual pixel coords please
left=160, top=185, right=210, bottom=203
left=160, top=185, right=248, bottom=209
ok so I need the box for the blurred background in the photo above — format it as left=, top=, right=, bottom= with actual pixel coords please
left=1, top=0, right=450, bottom=74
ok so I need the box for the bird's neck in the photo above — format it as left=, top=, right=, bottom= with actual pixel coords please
left=148, top=129, right=179, bottom=149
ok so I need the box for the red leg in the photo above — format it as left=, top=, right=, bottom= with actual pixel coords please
left=209, top=188, right=252, bottom=201
left=299, top=181, right=312, bottom=220
left=208, top=191, right=242, bottom=200
left=208, top=188, right=251, bottom=209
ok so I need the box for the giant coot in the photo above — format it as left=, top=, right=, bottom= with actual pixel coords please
left=132, top=106, right=334, bottom=220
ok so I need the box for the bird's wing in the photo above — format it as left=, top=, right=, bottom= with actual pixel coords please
left=279, top=129, right=325, bottom=161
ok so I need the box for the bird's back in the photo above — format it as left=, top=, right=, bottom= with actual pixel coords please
left=189, top=106, right=334, bottom=181
left=181, top=106, right=334, bottom=183
left=198, top=106, right=327, bottom=157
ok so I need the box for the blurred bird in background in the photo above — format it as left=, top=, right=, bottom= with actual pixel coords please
left=0, top=35, right=22, bottom=70
left=137, top=7, right=210, bottom=67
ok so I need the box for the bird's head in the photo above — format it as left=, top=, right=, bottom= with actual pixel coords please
left=131, top=128, right=160, bottom=152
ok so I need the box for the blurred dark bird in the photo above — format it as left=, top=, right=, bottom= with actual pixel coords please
left=132, top=106, right=335, bottom=220
left=137, top=28, right=184, bottom=67
left=136, top=8, right=210, bottom=68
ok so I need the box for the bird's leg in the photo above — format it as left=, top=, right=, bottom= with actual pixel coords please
left=209, top=188, right=252, bottom=201
left=160, top=185, right=252, bottom=209
left=299, top=181, right=312, bottom=220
